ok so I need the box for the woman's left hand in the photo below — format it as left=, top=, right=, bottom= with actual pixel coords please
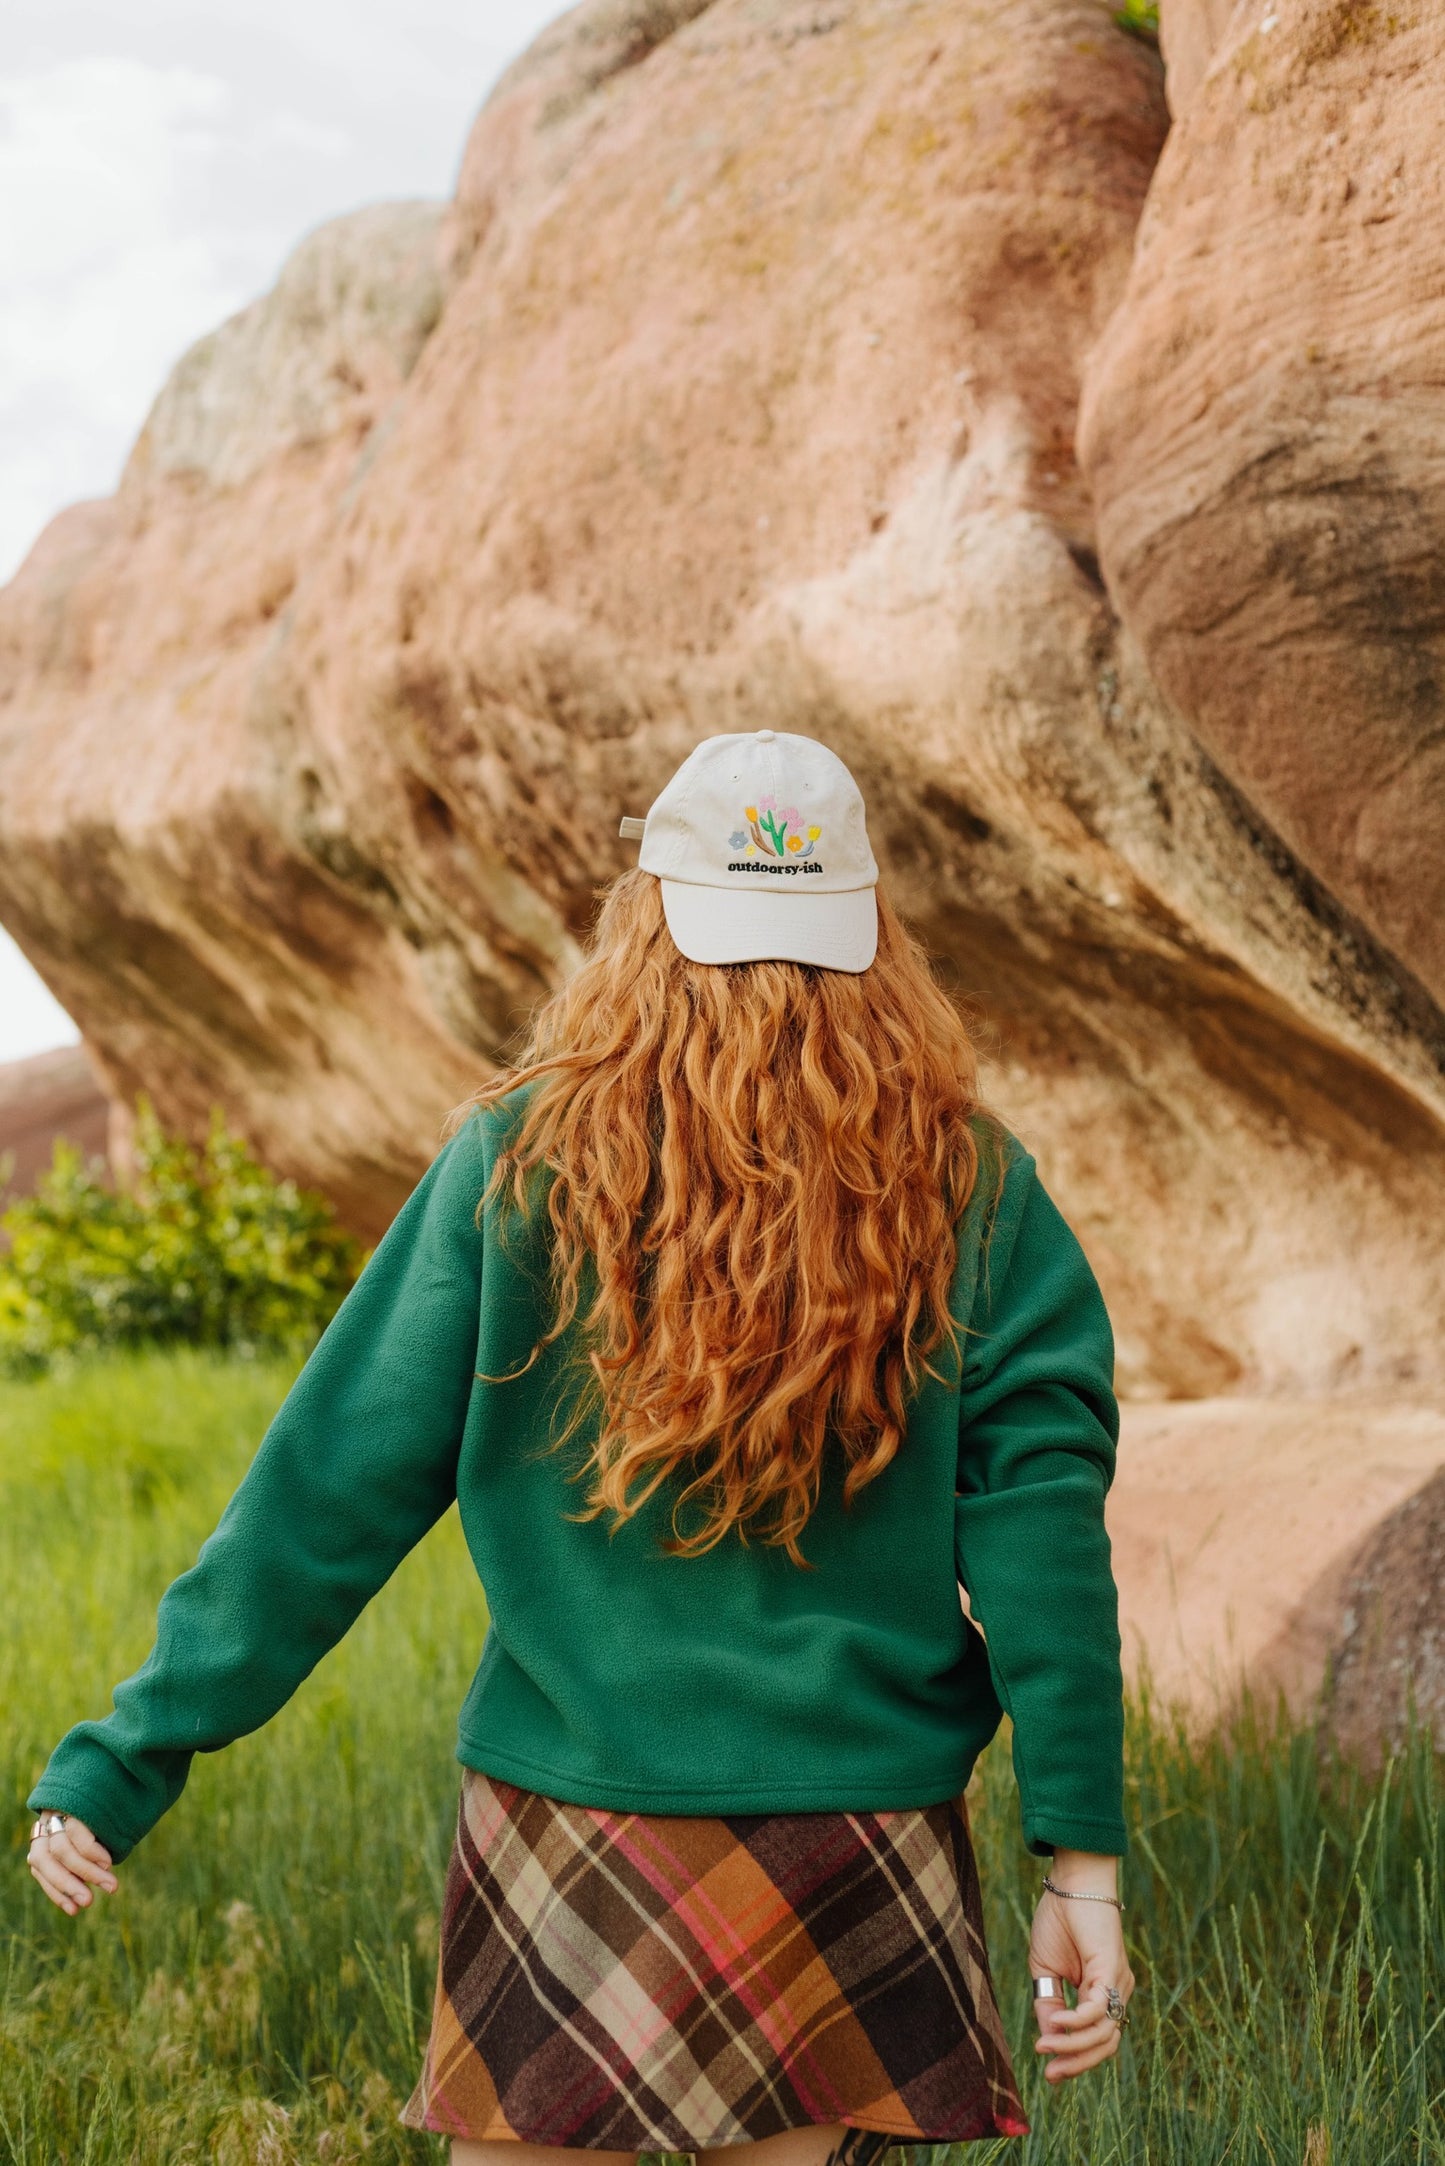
left=1027, top=1848, right=1134, bottom=2082
left=27, top=1815, right=119, bottom=1916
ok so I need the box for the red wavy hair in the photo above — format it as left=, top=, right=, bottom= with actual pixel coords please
left=457, top=869, right=988, bottom=1561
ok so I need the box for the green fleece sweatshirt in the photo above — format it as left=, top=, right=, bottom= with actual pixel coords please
left=29, top=1101, right=1127, bottom=1861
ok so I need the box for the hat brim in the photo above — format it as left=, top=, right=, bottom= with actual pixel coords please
left=660, top=878, right=878, bottom=972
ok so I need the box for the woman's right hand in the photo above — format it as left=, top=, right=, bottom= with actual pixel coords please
left=27, top=1815, right=119, bottom=1915
left=1027, top=1849, right=1134, bottom=2082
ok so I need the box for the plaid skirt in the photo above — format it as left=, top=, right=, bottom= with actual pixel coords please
left=401, top=1771, right=1029, bottom=2149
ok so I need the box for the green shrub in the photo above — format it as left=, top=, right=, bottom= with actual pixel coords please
left=0, top=1103, right=363, bottom=1375
left=1113, top=0, right=1159, bottom=40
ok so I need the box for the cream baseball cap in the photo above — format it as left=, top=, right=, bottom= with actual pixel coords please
left=620, top=730, right=879, bottom=971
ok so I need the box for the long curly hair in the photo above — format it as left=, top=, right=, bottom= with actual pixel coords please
left=456, top=869, right=989, bottom=1561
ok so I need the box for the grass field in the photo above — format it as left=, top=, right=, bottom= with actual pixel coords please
left=3, top=1351, right=1442, bottom=2164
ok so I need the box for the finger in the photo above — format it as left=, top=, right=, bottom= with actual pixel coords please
left=1042, top=2031, right=1122, bottom=2082
left=35, top=1851, right=96, bottom=1907
left=48, top=1833, right=117, bottom=1891
left=30, top=1866, right=79, bottom=1917
left=67, top=1824, right=113, bottom=1869
left=1031, top=1986, right=1072, bottom=2035
left=29, top=1856, right=91, bottom=1913
left=1079, top=1956, right=1128, bottom=2003
left=1048, top=2030, right=1122, bottom=2077
left=1040, top=1994, right=1112, bottom=2033
left=1039, top=1992, right=1117, bottom=2027
left=1045, top=2054, right=1101, bottom=2083
left=1034, top=2007, right=1073, bottom=2043
left=1037, top=2015, right=1117, bottom=2059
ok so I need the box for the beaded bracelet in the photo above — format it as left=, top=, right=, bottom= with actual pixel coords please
left=1042, top=1874, right=1124, bottom=1911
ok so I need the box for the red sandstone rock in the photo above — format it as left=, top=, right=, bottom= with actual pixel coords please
left=1157, top=0, right=1239, bottom=113
left=1109, top=1395, right=1445, bottom=1719
left=1080, top=0, right=1445, bottom=1009
left=0, top=1045, right=111, bottom=1204
left=0, top=205, right=488, bottom=1235
left=1320, top=1462, right=1445, bottom=1761
left=1, top=0, right=1443, bottom=1405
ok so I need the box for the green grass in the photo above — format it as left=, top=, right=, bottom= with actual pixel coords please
left=3, top=1351, right=1443, bottom=2163
left=3, top=1350, right=483, bottom=2163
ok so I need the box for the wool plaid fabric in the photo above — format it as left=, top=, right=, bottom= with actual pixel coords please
left=401, top=1772, right=1029, bottom=2148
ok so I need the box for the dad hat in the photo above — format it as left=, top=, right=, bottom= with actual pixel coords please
left=620, top=730, right=879, bottom=971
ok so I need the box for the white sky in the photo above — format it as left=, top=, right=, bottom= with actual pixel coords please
left=0, top=0, right=565, bottom=1063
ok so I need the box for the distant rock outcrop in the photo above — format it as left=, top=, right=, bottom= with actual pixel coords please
left=1323, top=1461, right=1445, bottom=1762
left=1, top=0, right=1444, bottom=1403
left=1110, top=1393, right=1445, bottom=1723
left=0, top=1046, right=111, bottom=1204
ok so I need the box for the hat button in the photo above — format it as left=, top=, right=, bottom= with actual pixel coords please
left=755, top=728, right=775, bottom=741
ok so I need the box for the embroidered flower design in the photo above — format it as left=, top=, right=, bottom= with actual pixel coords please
left=735, top=798, right=821, bottom=859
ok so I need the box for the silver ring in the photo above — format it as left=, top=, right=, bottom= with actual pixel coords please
left=1105, top=1984, right=1129, bottom=2028
left=31, top=1812, right=68, bottom=1842
left=1032, top=1975, right=1067, bottom=2001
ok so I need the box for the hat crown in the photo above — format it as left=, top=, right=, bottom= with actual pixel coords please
left=638, top=731, right=878, bottom=895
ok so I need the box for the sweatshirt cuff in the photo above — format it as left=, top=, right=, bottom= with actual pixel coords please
left=1022, top=1808, right=1129, bottom=1859
left=25, top=1779, right=144, bottom=1864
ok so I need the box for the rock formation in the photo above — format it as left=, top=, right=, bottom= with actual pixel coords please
left=1109, top=1393, right=1445, bottom=1719
left=1081, top=0, right=1445, bottom=1008
left=2, top=0, right=1444, bottom=1409
left=1321, top=1460, right=1445, bottom=1762
left=0, top=202, right=482, bottom=1238
left=1157, top=0, right=1237, bottom=113
left=128, top=202, right=446, bottom=496
left=0, top=1046, right=111, bottom=1205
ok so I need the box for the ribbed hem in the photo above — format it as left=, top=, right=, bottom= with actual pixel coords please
left=1023, top=1810, right=1129, bottom=1858
left=456, top=1734, right=980, bottom=1817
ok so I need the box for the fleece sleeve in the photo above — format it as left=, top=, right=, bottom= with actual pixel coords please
left=953, top=1149, right=1127, bottom=1857
left=28, top=1116, right=489, bottom=1861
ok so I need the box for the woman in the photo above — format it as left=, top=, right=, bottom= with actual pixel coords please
left=27, top=731, right=1134, bottom=2161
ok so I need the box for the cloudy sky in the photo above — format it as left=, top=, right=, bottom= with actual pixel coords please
left=1, top=0, right=564, bottom=1061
